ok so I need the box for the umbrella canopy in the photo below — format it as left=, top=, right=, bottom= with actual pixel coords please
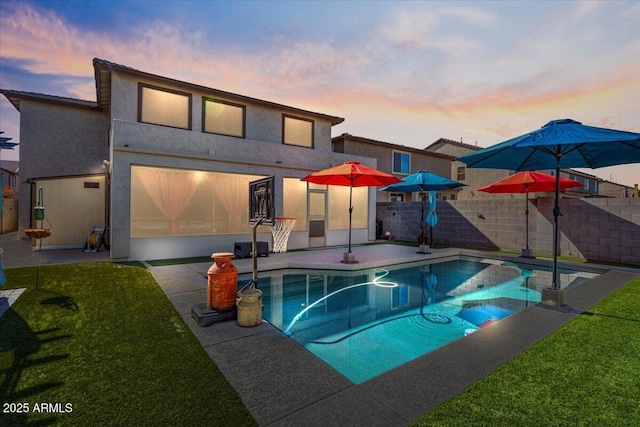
left=379, top=170, right=467, bottom=193
left=425, top=190, right=438, bottom=227
left=458, top=119, right=640, bottom=289
left=302, top=161, right=401, bottom=187
left=380, top=171, right=465, bottom=248
left=0, top=132, right=18, bottom=150
left=477, top=171, right=582, bottom=194
left=457, top=119, right=640, bottom=171
left=0, top=251, right=5, bottom=286
left=478, top=171, right=582, bottom=256
left=301, top=161, right=400, bottom=259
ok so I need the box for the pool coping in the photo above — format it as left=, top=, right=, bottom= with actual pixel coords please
left=146, top=245, right=639, bottom=426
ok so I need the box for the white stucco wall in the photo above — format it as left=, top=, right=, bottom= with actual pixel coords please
left=17, top=100, right=110, bottom=234
left=108, top=120, right=375, bottom=260
left=109, top=73, right=334, bottom=151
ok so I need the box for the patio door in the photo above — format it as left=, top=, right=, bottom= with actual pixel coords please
left=308, top=190, right=326, bottom=247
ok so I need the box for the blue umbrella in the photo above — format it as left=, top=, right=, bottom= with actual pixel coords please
left=425, top=190, right=437, bottom=246
left=425, top=190, right=438, bottom=227
left=380, top=171, right=466, bottom=250
left=458, top=119, right=640, bottom=290
left=0, top=253, right=5, bottom=286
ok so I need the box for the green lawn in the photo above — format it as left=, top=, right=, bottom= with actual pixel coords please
left=3, top=261, right=638, bottom=426
left=411, top=276, right=640, bottom=426
left=1, top=262, right=256, bottom=426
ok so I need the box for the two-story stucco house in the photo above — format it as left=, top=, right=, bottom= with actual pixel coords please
left=1, top=59, right=379, bottom=261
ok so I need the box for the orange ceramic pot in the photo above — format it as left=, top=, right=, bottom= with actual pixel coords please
left=207, top=252, right=238, bottom=311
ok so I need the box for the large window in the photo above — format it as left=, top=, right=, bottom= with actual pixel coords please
left=283, top=115, right=313, bottom=148
left=283, top=178, right=308, bottom=232
left=393, top=151, right=410, bottom=174
left=203, top=98, right=245, bottom=137
left=130, top=166, right=265, bottom=237
left=328, top=186, right=368, bottom=230
left=139, top=84, right=191, bottom=129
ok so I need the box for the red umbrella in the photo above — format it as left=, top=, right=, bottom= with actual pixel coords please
left=477, top=171, right=582, bottom=194
left=301, top=161, right=401, bottom=262
left=478, top=171, right=582, bottom=257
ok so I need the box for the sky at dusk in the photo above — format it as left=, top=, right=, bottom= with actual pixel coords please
left=1, top=0, right=638, bottom=185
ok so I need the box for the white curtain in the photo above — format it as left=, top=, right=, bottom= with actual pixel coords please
left=206, top=173, right=248, bottom=233
left=135, top=168, right=200, bottom=235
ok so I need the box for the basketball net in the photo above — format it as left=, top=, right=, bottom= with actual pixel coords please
left=271, top=217, right=296, bottom=253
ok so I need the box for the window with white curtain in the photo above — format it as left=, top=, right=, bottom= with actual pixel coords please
left=203, top=98, right=245, bottom=137
left=139, top=84, right=191, bottom=129
left=283, top=178, right=308, bottom=231
left=283, top=115, right=313, bottom=148
left=328, top=186, right=368, bottom=230
left=130, top=165, right=265, bottom=237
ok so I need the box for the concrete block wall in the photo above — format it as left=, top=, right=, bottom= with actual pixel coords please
left=550, top=198, right=640, bottom=265
left=377, top=198, right=640, bottom=265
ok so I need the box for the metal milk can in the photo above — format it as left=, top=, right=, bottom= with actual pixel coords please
left=207, top=252, right=238, bottom=311
left=237, top=288, right=263, bottom=327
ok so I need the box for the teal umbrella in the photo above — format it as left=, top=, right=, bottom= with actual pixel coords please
left=380, top=171, right=465, bottom=248
left=458, top=119, right=640, bottom=289
left=0, top=253, right=5, bottom=286
left=425, top=191, right=437, bottom=245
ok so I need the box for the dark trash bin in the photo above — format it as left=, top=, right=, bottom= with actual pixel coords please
left=376, top=219, right=383, bottom=240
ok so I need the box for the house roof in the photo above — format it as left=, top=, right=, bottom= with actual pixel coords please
left=333, top=133, right=455, bottom=160
left=424, top=137, right=480, bottom=152
left=0, top=160, right=19, bottom=174
left=0, top=89, right=98, bottom=111
left=93, top=58, right=345, bottom=126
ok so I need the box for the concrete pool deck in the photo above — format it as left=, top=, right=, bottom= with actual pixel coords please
left=2, top=234, right=638, bottom=426
left=143, top=244, right=638, bottom=426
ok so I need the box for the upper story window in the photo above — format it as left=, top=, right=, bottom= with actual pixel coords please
left=138, top=84, right=191, bottom=129
left=393, top=151, right=410, bottom=174
left=283, top=115, right=314, bottom=148
left=457, top=166, right=466, bottom=181
left=203, top=98, right=245, bottom=138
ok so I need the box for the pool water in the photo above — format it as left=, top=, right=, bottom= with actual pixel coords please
left=249, top=257, right=598, bottom=384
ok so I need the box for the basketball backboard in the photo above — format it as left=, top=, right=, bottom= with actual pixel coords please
left=249, top=176, right=274, bottom=225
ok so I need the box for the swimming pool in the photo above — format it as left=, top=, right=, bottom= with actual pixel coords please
left=247, top=256, right=599, bottom=384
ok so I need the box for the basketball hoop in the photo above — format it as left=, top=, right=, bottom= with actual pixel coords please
left=271, top=217, right=296, bottom=253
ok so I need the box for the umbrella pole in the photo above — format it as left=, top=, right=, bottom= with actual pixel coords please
left=552, top=163, right=560, bottom=290
left=341, top=184, right=357, bottom=264
left=418, top=191, right=430, bottom=254
left=525, top=190, right=529, bottom=251
left=520, top=187, right=534, bottom=258
left=348, top=185, right=353, bottom=253
left=421, top=191, right=425, bottom=238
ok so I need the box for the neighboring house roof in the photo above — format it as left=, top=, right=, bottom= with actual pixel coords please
left=0, top=160, right=19, bottom=174
left=0, top=89, right=98, bottom=111
left=424, top=137, right=481, bottom=152
left=559, top=168, right=600, bottom=181
left=333, top=133, right=455, bottom=161
left=93, top=58, right=345, bottom=126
